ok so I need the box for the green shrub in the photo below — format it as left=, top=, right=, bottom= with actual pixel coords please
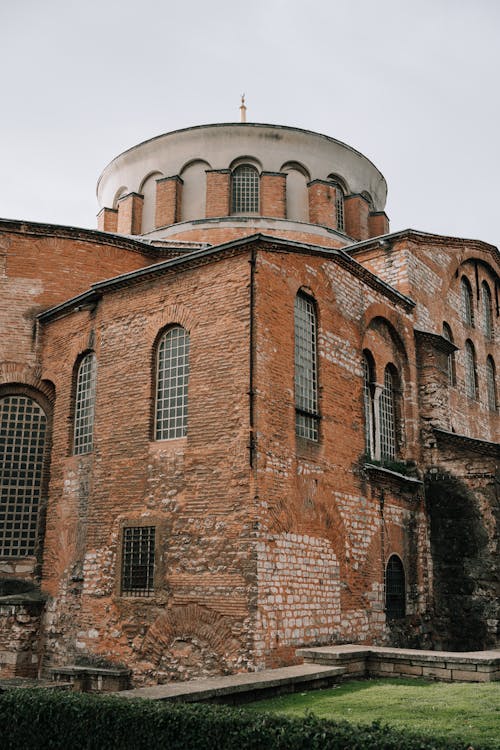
left=0, top=688, right=483, bottom=750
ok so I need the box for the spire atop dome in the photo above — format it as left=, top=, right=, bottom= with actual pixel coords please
left=240, top=94, right=247, bottom=123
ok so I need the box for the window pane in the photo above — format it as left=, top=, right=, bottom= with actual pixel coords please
left=231, top=165, right=259, bottom=213
left=0, top=396, right=47, bottom=556
left=294, top=294, right=319, bottom=440
left=121, top=526, right=155, bottom=597
left=156, top=327, right=190, bottom=440
left=379, top=368, right=396, bottom=461
left=486, top=358, right=497, bottom=411
left=362, top=355, right=373, bottom=457
left=461, top=278, right=474, bottom=326
left=482, top=283, right=493, bottom=339
left=74, top=353, right=97, bottom=455
left=386, top=555, right=405, bottom=619
left=465, top=341, right=476, bottom=399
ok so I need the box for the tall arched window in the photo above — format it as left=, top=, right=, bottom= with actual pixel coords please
left=385, top=555, right=406, bottom=620
left=0, top=395, right=47, bottom=556
left=155, top=326, right=190, bottom=440
left=461, top=276, right=474, bottom=326
left=482, top=281, right=493, bottom=340
left=74, top=352, right=97, bottom=455
left=362, top=352, right=375, bottom=457
left=294, top=293, right=319, bottom=441
left=464, top=340, right=477, bottom=399
left=442, top=323, right=456, bottom=385
left=328, top=176, right=346, bottom=232
left=486, top=356, right=497, bottom=411
left=379, top=366, right=397, bottom=461
left=231, top=165, right=259, bottom=214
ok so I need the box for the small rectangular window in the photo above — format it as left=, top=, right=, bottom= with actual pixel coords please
left=121, top=526, right=155, bottom=597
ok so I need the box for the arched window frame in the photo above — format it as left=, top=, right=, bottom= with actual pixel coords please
left=464, top=339, right=478, bottom=400
left=482, top=281, right=493, bottom=340
left=0, top=390, right=50, bottom=557
left=154, top=325, right=190, bottom=440
left=442, top=322, right=456, bottom=386
left=486, top=356, right=497, bottom=412
left=379, top=365, right=398, bottom=462
left=294, top=292, right=319, bottom=441
left=385, top=554, right=406, bottom=620
left=362, top=351, right=376, bottom=458
left=327, top=175, right=347, bottom=232
left=73, top=352, right=97, bottom=455
left=461, top=276, right=474, bottom=327
left=231, top=164, right=259, bottom=214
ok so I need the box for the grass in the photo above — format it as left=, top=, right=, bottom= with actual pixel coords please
left=242, top=678, right=500, bottom=748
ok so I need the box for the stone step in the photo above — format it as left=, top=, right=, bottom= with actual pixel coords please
left=117, top=663, right=346, bottom=704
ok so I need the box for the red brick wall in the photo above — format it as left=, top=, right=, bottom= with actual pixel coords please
left=117, top=193, right=144, bottom=235
left=344, top=195, right=370, bottom=240
left=97, top=208, right=118, bottom=233
left=307, top=181, right=337, bottom=229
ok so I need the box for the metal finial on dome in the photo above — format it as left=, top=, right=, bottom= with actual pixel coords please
left=240, top=94, right=247, bottom=123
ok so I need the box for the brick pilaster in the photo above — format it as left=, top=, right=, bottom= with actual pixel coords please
left=307, top=180, right=337, bottom=229
left=260, top=172, right=286, bottom=218
left=344, top=194, right=370, bottom=241
left=205, top=170, right=230, bottom=218
left=155, top=176, right=183, bottom=228
left=116, top=193, right=144, bottom=235
left=368, top=211, right=390, bottom=238
left=97, top=208, right=118, bottom=233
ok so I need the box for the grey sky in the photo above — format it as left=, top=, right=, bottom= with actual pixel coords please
left=1, top=0, right=499, bottom=248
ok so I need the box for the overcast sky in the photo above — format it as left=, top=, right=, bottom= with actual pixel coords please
left=1, top=0, right=499, bottom=248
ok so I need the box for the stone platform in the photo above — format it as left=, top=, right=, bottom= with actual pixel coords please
left=297, top=644, right=500, bottom=683
left=117, top=663, right=345, bottom=704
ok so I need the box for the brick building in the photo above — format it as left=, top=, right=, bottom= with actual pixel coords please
left=0, top=123, right=498, bottom=684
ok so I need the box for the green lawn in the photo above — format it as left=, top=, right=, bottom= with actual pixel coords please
left=242, top=678, right=500, bottom=748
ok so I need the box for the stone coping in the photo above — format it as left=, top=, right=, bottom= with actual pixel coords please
left=51, top=665, right=132, bottom=678
left=117, top=663, right=345, bottom=702
left=297, top=644, right=500, bottom=666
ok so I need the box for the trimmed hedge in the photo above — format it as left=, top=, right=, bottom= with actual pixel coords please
left=0, top=688, right=485, bottom=750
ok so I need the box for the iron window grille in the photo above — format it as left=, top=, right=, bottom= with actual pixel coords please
left=461, top=277, right=474, bottom=326
left=362, top=354, right=374, bottom=457
left=379, top=367, right=396, bottom=461
left=231, top=165, right=259, bottom=214
left=482, top=282, right=493, bottom=340
left=121, top=526, right=155, bottom=596
left=464, top=340, right=477, bottom=399
left=155, top=326, right=190, bottom=440
left=74, top=353, right=97, bottom=455
left=385, top=555, right=406, bottom=619
left=486, top=357, right=497, bottom=411
left=0, top=396, right=47, bottom=556
left=294, top=293, right=319, bottom=440
left=335, top=188, right=344, bottom=232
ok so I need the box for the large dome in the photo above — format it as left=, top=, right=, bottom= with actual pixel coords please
left=96, top=123, right=389, bottom=246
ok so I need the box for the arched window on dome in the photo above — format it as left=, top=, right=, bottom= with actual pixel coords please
left=461, top=276, right=474, bottom=327
left=486, top=356, right=497, bottom=412
left=231, top=165, right=259, bottom=214
left=379, top=365, right=398, bottom=462
left=294, top=292, right=319, bottom=441
left=328, top=176, right=346, bottom=232
left=0, top=394, right=48, bottom=556
left=385, top=555, right=406, bottom=620
left=155, top=326, right=190, bottom=440
left=442, top=323, right=456, bottom=386
left=362, top=351, right=375, bottom=458
left=73, top=352, right=97, bottom=455
left=482, top=281, right=493, bottom=340
left=464, top=340, right=477, bottom=399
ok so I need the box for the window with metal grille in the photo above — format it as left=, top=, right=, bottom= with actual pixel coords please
left=231, top=165, right=259, bottom=214
left=74, top=353, right=97, bottom=455
left=362, top=352, right=375, bottom=457
left=486, top=357, right=497, bottom=411
left=121, top=526, right=155, bottom=596
left=482, top=282, right=493, bottom=340
left=461, top=277, right=474, bottom=326
left=0, top=396, right=47, bottom=556
left=385, top=555, right=405, bottom=620
left=464, top=340, right=477, bottom=399
left=294, top=293, right=319, bottom=440
left=379, top=367, right=396, bottom=461
left=442, top=323, right=456, bottom=385
left=155, top=326, right=190, bottom=440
